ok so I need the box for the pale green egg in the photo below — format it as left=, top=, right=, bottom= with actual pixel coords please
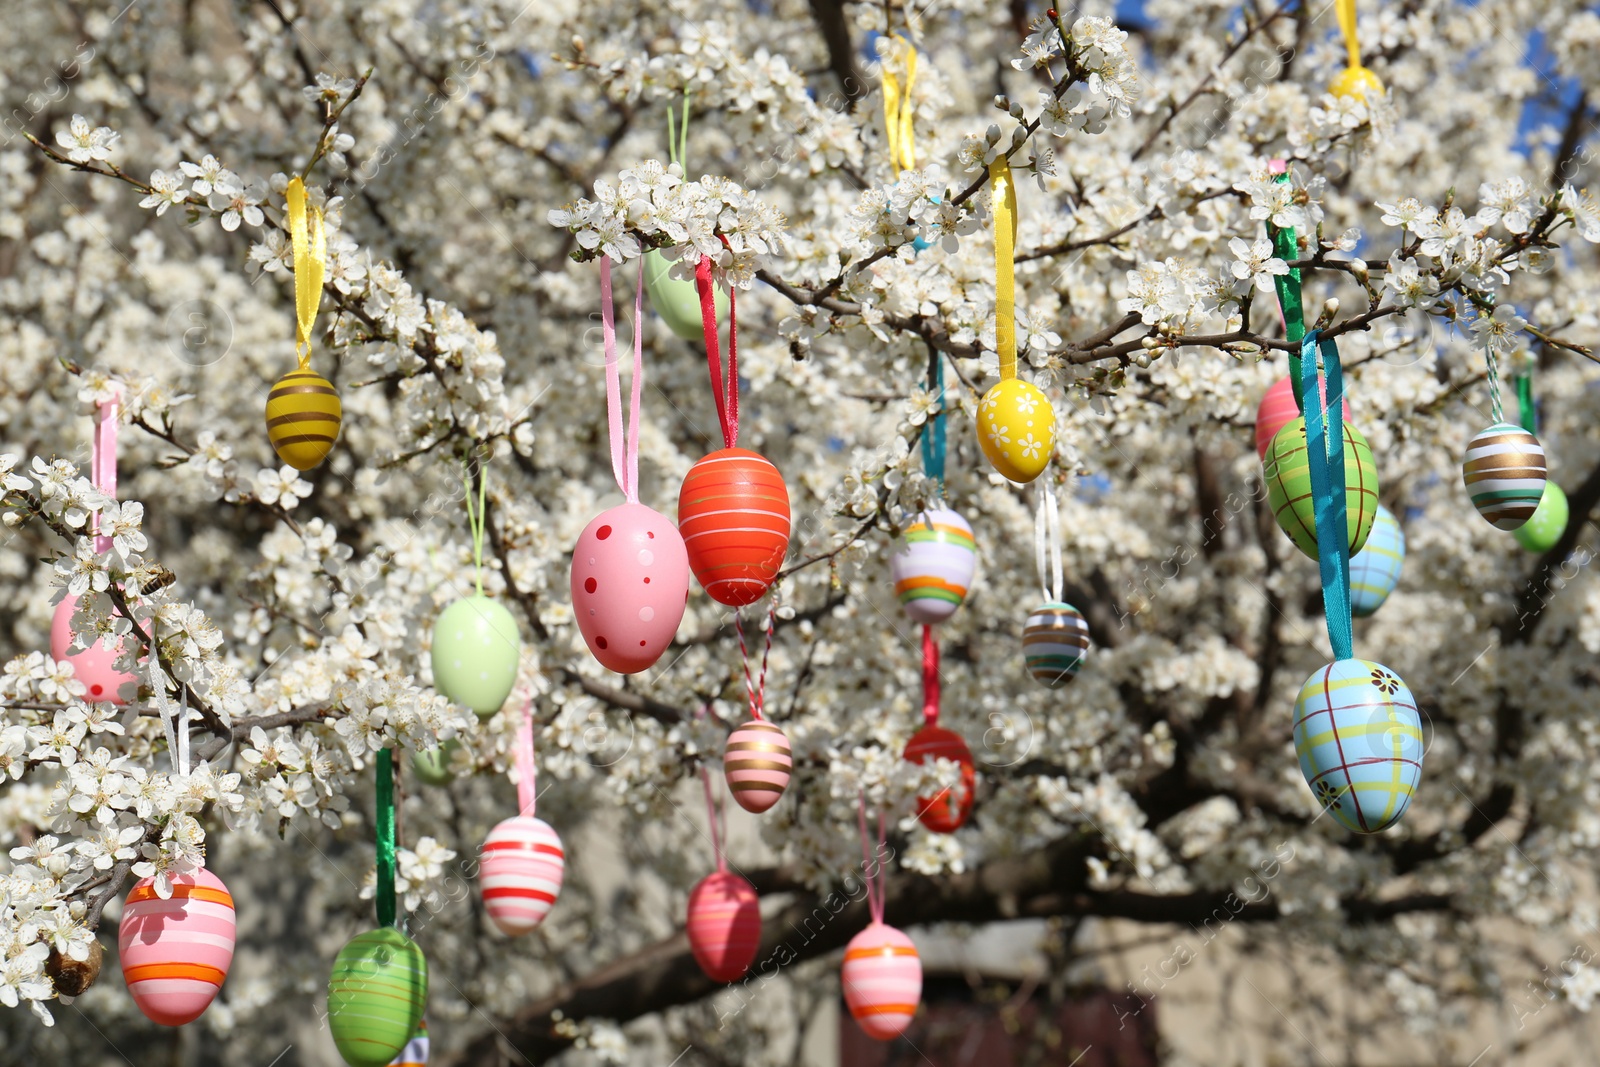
left=430, top=596, right=520, bottom=718
left=644, top=248, right=728, bottom=341
left=412, top=739, right=461, bottom=786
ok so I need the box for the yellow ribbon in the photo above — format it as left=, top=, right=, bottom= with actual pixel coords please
left=1336, top=0, right=1361, bottom=70
left=990, top=158, right=1018, bottom=380
left=286, top=176, right=326, bottom=369
left=881, top=35, right=917, bottom=174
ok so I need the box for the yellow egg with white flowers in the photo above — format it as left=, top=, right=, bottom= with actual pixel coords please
left=1329, top=65, right=1384, bottom=101
left=977, top=379, right=1054, bottom=483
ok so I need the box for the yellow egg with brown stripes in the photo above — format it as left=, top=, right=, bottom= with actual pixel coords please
left=265, top=368, right=342, bottom=470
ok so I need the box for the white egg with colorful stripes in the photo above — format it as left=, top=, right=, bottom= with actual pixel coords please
left=888, top=507, right=976, bottom=625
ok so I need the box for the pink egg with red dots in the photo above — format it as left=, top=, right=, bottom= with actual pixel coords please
left=50, top=594, right=137, bottom=705
left=571, top=503, right=690, bottom=674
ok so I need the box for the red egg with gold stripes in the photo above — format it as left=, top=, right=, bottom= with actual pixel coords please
left=479, top=815, right=565, bottom=936
left=118, top=867, right=236, bottom=1026
left=687, top=871, right=761, bottom=982
left=842, top=922, right=922, bottom=1040
left=722, top=719, right=792, bottom=814
left=678, top=448, right=790, bottom=607
left=903, top=725, right=975, bottom=833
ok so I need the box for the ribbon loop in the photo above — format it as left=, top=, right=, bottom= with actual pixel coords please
left=376, top=748, right=397, bottom=928
left=515, top=698, right=537, bottom=816
left=599, top=258, right=645, bottom=502
left=286, top=177, right=326, bottom=369
left=882, top=35, right=918, bottom=174
left=735, top=604, right=777, bottom=721
left=1267, top=165, right=1308, bottom=412
left=1299, top=331, right=1354, bottom=662
left=1336, top=0, right=1362, bottom=71
left=697, top=705, right=727, bottom=873
left=990, top=159, right=1019, bottom=381
left=91, top=389, right=121, bottom=555
left=695, top=256, right=739, bottom=449
left=856, top=792, right=887, bottom=924
left=1034, top=480, right=1064, bottom=603
left=921, top=352, right=946, bottom=490
left=462, top=457, right=489, bottom=597
left=921, top=625, right=940, bottom=728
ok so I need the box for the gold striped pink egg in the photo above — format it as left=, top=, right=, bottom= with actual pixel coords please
left=722, top=719, right=792, bottom=814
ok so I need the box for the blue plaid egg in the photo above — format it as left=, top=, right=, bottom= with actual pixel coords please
left=1350, top=505, right=1404, bottom=618
left=1293, top=659, right=1424, bottom=833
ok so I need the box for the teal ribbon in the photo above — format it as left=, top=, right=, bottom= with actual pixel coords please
left=1515, top=374, right=1536, bottom=434
left=1301, top=331, right=1353, bottom=661
left=921, top=352, right=946, bottom=489
left=376, top=748, right=397, bottom=927
left=1269, top=170, right=1307, bottom=412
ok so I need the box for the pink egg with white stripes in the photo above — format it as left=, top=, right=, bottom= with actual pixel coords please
left=118, top=867, right=236, bottom=1026
left=479, top=815, right=565, bottom=936
left=51, top=594, right=137, bottom=704
left=687, top=871, right=761, bottom=983
left=722, top=719, right=792, bottom=814
left=842, top=922, right=921, bottom=1040
left=571, top=503, right=690, bottom=674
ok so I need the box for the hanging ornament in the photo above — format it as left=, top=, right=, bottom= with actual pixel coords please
left=688, top=742, right=761, bottom=982
left=411, top=739, right=460, bottom=786
left=902, top=628, right=975, bottom=833
left=722, top=608, right=791, bottom=813
left=387, top=1022, right=429, bottom=1067
left=976, top=158, right=1053, bottom=483
left=643, top=89, right=728, bottom=339
left=1289, top=332, right=1423, bottom=833
left=329, top=751, right=428, bottom=1067
left=1462, top=313, right=1546, bottom=531
left=1264, top=416, right=1378, bottom=559
left=1513, top=481, right=1569, bottom=553
left=1328, top=0, right=1384, bottom=100
left=1254, top=376, right=1351, bottom=461
left=431, top=460, right=521, bottom=717
left=842, top=799, right=921, bottom=1039
left=1022, top=481, right=1090, bottom=688
left=266, top=177, right=342, bottom=470
left=574, top=259, right=691, bottom=672
left=480, top=701, right=565, bottom=936
left=1349, top=504, right=1405, bottom=618
left=678, top=257, right=791, bottom=606
left=889, top=508, right=976, bottom=624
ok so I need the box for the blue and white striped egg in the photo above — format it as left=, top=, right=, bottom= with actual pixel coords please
left=1349, top=505, right=1404, bottom=618
left=1293, top=659, right=1424, bottom=834
left=1021, top=602, right=1089, bottom=688
left=1462, top=423, right=1546, bottom=531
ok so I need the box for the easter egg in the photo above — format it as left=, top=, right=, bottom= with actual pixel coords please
left=327, top=928, right=428, bottom=1067
left=50, top=594, right=137, bottom=704
left=1254, top=376, right=1352, bottom=460
left=841, top=922, right=921, bottom=1040
left=479, top=815, right=565, bottom=936
left=1263, top=417, right=1379, bottom=560
left=678, top=449, right=790, bottom=606
left=429, top=596, right=520, bottom=718
left=118, top=867, right=236, bottom=1026
left=722, top=718, right=792, bottom=814
left=1329, top=65, right=1385, bottom=101
left=1293, top=659, right=1423, bottom=834
left=643, top=248, right=727, bottom=341
left=411, top=740, right=460, bottom=786
left=903, top=725, right=975, bottom=834
left=1350, top=505, right=1405, bottom=618
left=977, top=379, right=1054, bottom=483
left=686, top=871, right=762, bottom=983
left=265, top=367, right=342, bottom=471
left=889, top=508, right=976, bottom=625
left=387, top=1022, right=428, bottom=1066
left=1513, top=481, right=1569, bottom=553
left=1022, top=601, right=1090, bottom=688
left=571, top=503, right=690, bottom=673
left=1462, top=423, right=1546, bottom=531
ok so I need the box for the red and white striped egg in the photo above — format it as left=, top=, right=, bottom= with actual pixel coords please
left=118, top=867, right=236, bottom=1026
left=479, top=815, right=565, bottom=936
left=841, top=922, right=922, bottom=1040
left=571, top=503, right=690, bottom=674
left=686, top=871, right=761, bottom=983
left=722, top=719, right=792, bottom=814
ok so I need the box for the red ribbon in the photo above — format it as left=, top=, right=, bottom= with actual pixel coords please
left=695, top=256, right=739, bottom=449
left=921, top=625, right=939, bottom=728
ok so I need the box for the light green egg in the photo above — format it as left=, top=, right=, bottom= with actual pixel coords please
left=327, top=927, right=427, bottom=1067
left=430, top=596, right=520, bottom=718
left=1263, top=417, right=1380, bottom=560
left=411, top=739, right=461, bottom=786
left=1513, top=480, right=1568, bottom=553
left=644, top=248, right=728, bottom=341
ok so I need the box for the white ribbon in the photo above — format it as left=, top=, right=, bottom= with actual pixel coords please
left=1034, top=480, right=1064, bottom=603
left=148, top=659, right=191, bottom=777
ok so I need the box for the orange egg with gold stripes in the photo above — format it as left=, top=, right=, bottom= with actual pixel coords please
left=678, top=448, right=790, bottom=607
left=842, top=922, right=921, bottom=1040
left=265, top=367, right=342, bottom=471
left=118, top=867, right=236, bottom=1026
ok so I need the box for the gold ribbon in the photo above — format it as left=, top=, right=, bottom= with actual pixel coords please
left=990, top=158, right=1018, bottom=380
left=286, top=176, right=326, bottom=369
left=881, top=34, right=918, bottom=174
left=1336, top=0, right=1361, bottom=70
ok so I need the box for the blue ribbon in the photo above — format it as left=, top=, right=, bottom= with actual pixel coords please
left=1300, top=331, right=1354, bottom=662
left=921, top=352, right=946, bottom=489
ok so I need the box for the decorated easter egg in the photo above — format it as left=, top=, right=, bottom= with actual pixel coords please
left=411, top=740, right=460, bottom=787
left=1022, top=601, right=1090, bottom=688
left=265, top=367, right=342, bottom=471
left=50, top=594, right=137, bottom=704
left=686, top=871, right=762, bottom=983
left=1462, top=423, right=1547, bottom=531
left=1254, top=376, right=1352, bottom=461
left=1513, top=481, right=1569, bottom=553
left=571, top=503, right=691, bottom=672
left=387, top=1022, right=428, bottom=1067
left=479, top=815, right=565, bottom=936
left=841, top=922, right=922, bottom=1040
left=678, top=449, right=790, bottom=606
left=430, top=596, right=520, bottom=718
left=1350, top=505, right=1404, bottom=618
left=976, top=379, right=1054, bottom=483
left=119, top=867, right=235, bottom=1026
left=1263, top=417, right=1378, bottom=560
left=327, top=928, right=428, bottom=1067
left=1293, top=659, right=1423, bottom=834
left=643, top=248, right=727, bottom=341
left=903, top=726, right=975, bottom=834
left=889, top=508, right=976, bottom=625
left=1329, top=65, right=1385, bottom=101
left=723, top=718, right=792, bottom=814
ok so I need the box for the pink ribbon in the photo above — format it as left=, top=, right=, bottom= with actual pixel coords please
left=598, top=258, right=644, bottom=503
left=856, top=792, right=887, bottom=924
left=91, top=389, right=121, bottom=555
left=515, top=698, right=537, bottom=816
left=697, top=705, right=727, bottom=872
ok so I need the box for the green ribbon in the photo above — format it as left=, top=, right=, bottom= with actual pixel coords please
left=376, top=748, right=397, bottom=928
left=1268, top=169, right=1307, bottom=411
left=463, top=457, right=487, bottom=597
left=1516, top=374, right=1536, bottom=434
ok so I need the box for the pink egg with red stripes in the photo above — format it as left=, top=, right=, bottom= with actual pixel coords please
left=1254, top=376, right=1351, bottom=460
left=571, top=503, right=690, bottom=674
left=687, top=871, right=761, bottom=982
left=722, top=719, right=792, bottom=814
left=479, top=815, right=565, bottom=936
left=842, top=922, right=922, bottom=1040
left=118, top=867, right=236, bottom=1026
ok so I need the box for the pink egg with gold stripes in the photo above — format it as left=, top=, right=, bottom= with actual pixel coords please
left=842, top=922, right=922, bottom=1040
left=1254, top=376, right=1352, bottom=460
left=687, top=871, right=761, bottom=983
left=479, top=815, right=565, bottom=936
left=118, top=867, right=235, bottom=1026
left=722, top=719, right=792, bottom=814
